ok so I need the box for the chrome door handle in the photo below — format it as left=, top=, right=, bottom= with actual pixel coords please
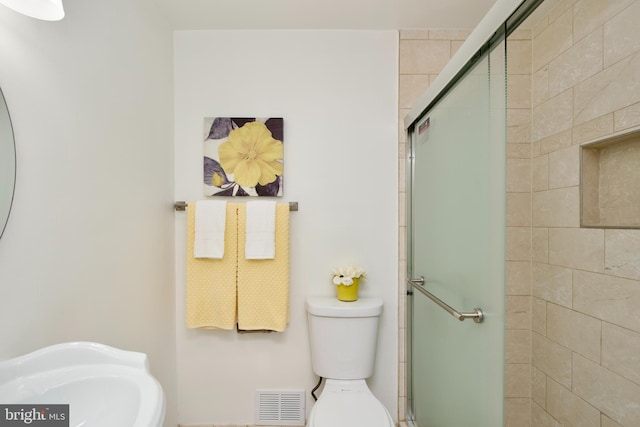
left=408, top=276, right=484, bottom=323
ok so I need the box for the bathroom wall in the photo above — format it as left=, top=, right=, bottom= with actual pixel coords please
left=0, top=0, right=178, bottom=425
left=173, top=30, right=399, bottom=425
left=528, top=0, right=640, bottom=426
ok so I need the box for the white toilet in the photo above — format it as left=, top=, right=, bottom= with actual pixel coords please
left=305, top=296, right=394, bottom=427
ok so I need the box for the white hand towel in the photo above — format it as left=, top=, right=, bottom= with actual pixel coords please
left=245, top=201, right=277, bottom=259
left=194, top=200, right=227, bottom=259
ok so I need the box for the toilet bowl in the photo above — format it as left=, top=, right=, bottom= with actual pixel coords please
left=305, top=297, right=393, bottom=427
left=307, top=379, right=394, bottom=427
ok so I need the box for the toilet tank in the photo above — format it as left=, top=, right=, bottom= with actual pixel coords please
left=306, top=297, right=383, bottom=380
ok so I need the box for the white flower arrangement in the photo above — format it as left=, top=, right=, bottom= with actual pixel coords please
left=331, top=265, right=366, bottom=286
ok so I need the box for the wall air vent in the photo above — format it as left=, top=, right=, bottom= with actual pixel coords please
left=255, top=389, right=305, bottom=426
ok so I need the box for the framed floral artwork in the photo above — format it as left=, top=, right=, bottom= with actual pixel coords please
left=203, top=117, right=283, bottom=197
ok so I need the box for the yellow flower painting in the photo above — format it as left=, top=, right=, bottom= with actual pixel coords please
left=203, top=117, right=284, bottom=197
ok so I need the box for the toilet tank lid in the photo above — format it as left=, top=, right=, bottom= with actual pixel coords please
left=306, top=297, right=383, bottom=317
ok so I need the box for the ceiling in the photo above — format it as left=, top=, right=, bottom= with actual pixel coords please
left=158, top=0, right=499, bottom=30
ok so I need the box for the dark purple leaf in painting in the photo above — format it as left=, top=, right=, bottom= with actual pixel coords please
left=265, top=118, right=284, bottom=141
left=213, top=187, right=235, bottom=196
left=203, top=156, right=229, bottom=186
left=206, top=117, right=233, bottom=140
left=236, top=186, right=249, bottom=197
left=231, top=118, right=255, bottom=129
left=256, top=177, right=280, bottom=196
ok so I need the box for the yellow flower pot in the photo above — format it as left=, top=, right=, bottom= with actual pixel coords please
left=336, top=277, right=359, bottom=302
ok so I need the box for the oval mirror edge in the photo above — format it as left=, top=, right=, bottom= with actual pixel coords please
left=0, top=85, right=16, bottom=240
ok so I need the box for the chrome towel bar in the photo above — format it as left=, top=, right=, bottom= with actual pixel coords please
left=408, top=277, right=484, bottom=323
left=174, top=201, right=298, bottom=212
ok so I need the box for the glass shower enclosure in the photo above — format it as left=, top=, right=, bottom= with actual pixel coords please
left=406, top=34, right=507, bottom=426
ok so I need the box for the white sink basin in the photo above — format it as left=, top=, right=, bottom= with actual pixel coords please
left=0, top=342, right=165, bottom=427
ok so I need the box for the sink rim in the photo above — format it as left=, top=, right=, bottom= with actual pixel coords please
left=0, top=342, right=165, bottom=427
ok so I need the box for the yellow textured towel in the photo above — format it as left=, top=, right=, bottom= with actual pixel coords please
left=237, top=203, right=290, bottom=332
left=186, top=202, right=238, bottom=329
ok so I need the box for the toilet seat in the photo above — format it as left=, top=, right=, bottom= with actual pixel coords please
left=307, top=380, right=394, bottom=427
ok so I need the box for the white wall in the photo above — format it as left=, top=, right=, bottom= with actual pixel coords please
left=174, top=30, right=399, bottom=425
left=0, top=1, right=177, bottom=425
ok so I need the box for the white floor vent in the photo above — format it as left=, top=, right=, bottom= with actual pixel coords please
left=255, top=389, right=305, bottom=426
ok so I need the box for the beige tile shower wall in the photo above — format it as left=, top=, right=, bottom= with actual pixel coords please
left=530, top=0, right=640, bottom=426
left=397, top=28, right=470, bottom=423
left=505, top=27, right=533, bottom=427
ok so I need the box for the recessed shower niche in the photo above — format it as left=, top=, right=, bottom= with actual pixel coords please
left=581, top=128, right=640, bottom=229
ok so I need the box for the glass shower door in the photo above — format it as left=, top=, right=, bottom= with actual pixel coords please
left=408, top=40, right=506, bottom=426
